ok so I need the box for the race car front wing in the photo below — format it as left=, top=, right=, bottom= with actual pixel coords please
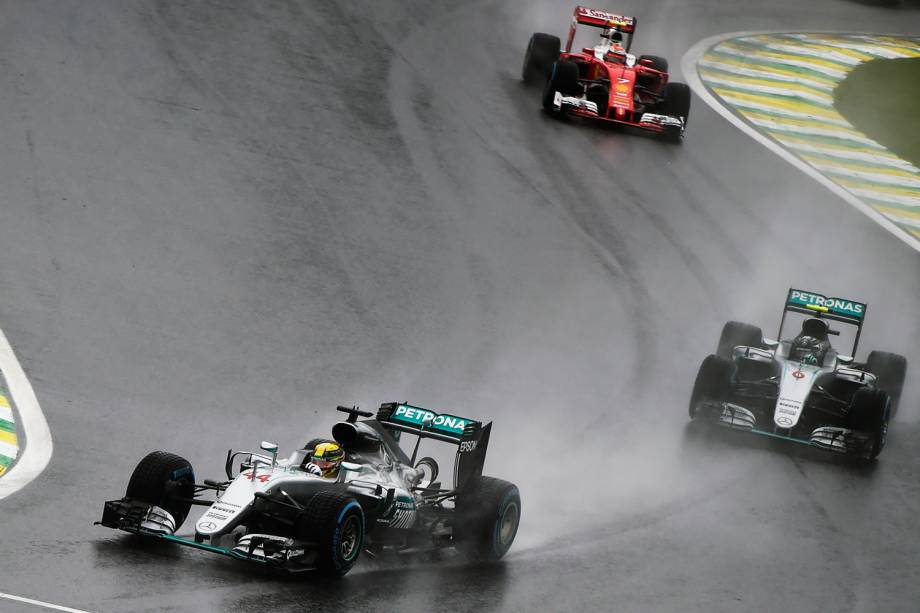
left=97, top=498, right=319, bottom=570
left=551, top=92, right=684, bottom=135
left=696, top=400, right=875, bottom=458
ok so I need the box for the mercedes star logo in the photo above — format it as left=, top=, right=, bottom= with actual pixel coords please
left=198, top=521, right=217, bottom=531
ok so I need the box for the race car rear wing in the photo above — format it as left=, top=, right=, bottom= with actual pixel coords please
left=567, top=6, right=636, bottom=53
left=376, top=402, right=491, bottom=490
left=778, top=288, right=867, bottom=355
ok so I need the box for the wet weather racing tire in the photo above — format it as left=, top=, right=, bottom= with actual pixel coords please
left=689, top=355, right=733, bottom=419
left=125, top=451, right=196, bottom=529
left=456, top=476, right=521, bottom=562
left=638, top=54, right=668, bottom=73
left=716, top=321, right=763, bottom=358
left=847, top=388, right=892, bottom=460
left=299, top=490, right=365, bottom=578
left=866, top=351, right=907, bottom=412
left=662, top=82, right=691, bottom=122
left=586, top=83, right=609, bottom=118
left=659, top=82, right=691, bottom=144
left=522, top=33, right=561, bottom=83
left=542, top=60, right=581, bottom=112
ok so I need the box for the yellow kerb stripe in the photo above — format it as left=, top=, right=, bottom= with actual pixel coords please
left=0, top=429, right=18, bottom=445
left=716, top=90, right=843, bottom=120
left=0, top=395, right=8, bottom=408
left=877, top=206, right=920, bottom=222
left=702, top=55, right=837, bottom=87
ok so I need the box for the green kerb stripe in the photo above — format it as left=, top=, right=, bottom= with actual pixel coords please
left=724, top=39, right=856, bottom=69
left=800, top=150, right=920, bottom=173
left=797, top=150, right=910, bottom=171
left=770, top=132, right=887, bottom=151
left=700, top=66, right=833, bottom=96
left=0, top=419, right=15, bottom=434
left=709, top=82, right=834, bottom=109
left=705, top=50, right=841, bottom=83
left=0, top=455, right=12, bottom=468
left=861, top=198, right=920, bottom=214
left=758, top=125, right=881, bottom=149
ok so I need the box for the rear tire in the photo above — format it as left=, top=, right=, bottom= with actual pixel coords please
left=456, top=476, right=521, bottom=562
left=717, top=321, right=763, bottom=358
left=866, top=351, right=907, bottom=412
left=522, top=33, right=561, bottom=83
left=542, top=60, right=581, bottom=112
left=847, top=388, right=891, bottom=460
left=299, top=490, right=365, bottom=578
left=125, top=451, right=195, bottom=529
left=689, top=355, right=733, bottom=419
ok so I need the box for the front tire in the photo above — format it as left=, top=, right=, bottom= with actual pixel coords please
left=125, top=451, right=196, bottom=529
left=689, top=355, right=733, bottom=419
left=299, top=491, right=365, bottom=578
left=542, top=60, right=581, bottom=112
left=866, top=351, right=907, bottom=412
left=656, top=82, right=690, bottom=143
left=522, top=33, right=561, bottom=83
left=456, top=476, right=521, bottom=562
left=586, top=83, right=609, bottom=118
left=716, top=321, right=763, bottom=358
left=848, top=388, right=891, bottom=460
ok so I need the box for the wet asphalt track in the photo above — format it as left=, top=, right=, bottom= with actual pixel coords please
left=0, top=1, right=919, bottom=611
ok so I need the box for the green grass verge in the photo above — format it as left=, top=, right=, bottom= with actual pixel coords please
left=834, top=57, right=920, bottom=168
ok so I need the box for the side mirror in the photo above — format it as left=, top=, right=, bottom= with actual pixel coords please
left=341, top=461, right=362, bottom=473
left=260, top=441, right=279, bottom=467
left=414, top=456, right=439, bottom=489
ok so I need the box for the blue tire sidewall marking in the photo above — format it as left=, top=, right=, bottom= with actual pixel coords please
left=491, top=488, right=520, bottom=555
left=171, top=467, right=193, bottom=480
left=334, top=500, right=364, bottom=565
left=338, top=500, right=362, bottom=524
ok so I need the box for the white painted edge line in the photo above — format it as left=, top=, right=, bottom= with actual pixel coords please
left=0, top=327, right=52, bottom=500
left=0, top=592, right=92, bottom=613
left=681, top=30, right=920, bottom=255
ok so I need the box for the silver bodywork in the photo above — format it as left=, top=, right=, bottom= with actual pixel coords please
left=194, top=451, right=422, bottom=543
left=701, top=339, right=878, bottom=457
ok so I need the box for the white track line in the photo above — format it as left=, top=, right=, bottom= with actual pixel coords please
left=0, top=592, right=92, bottom=613
left=0, top=327, right=53, bottom=500
left=681, top=31, right=920, bottom=255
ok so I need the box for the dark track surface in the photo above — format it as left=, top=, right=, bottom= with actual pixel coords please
left=0, top=1, right=918, bottom=611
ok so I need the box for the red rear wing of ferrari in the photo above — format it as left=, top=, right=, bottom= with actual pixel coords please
left=573, top=6, right=636, bottom=30
left=567, top=6, right=636, bottom=52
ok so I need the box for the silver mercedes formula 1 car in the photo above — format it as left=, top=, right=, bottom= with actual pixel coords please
left=98, top=404, right=521, bottom=577
left=690, top=288, right=907, bottom=461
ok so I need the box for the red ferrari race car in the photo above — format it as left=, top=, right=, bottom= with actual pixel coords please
left=522, top=6, right=690, bottom=143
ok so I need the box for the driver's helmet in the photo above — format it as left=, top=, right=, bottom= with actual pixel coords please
left=599, top=27, right=625, bottom=62
left=310, top=441, right=345, bottom=478
left=789, top=319, right=831, bottom=365
left=601, top=26, right=623, bottom=44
